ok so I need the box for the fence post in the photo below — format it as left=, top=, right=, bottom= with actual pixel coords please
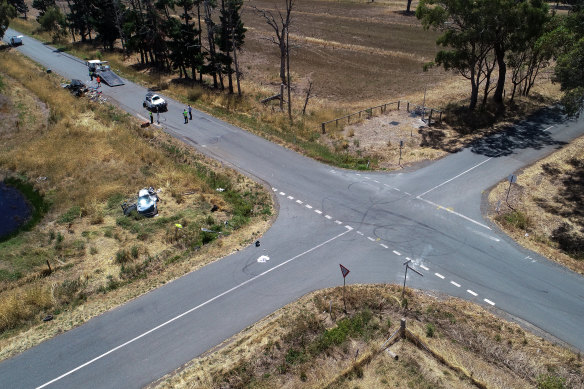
left=407, top=102, right=410, bottom=112
left=321, top=122, right=326, bottom=134
left=335, top=119, right=338, bottom=128
left=439, top=111, right=442, bottom=123
left=398, top=101, right=401, bottom=110
left=429, top=109, right=433, bottom=126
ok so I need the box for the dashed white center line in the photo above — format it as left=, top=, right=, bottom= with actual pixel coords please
left=287, top=196, right=294, bottom=200
left=367, top=237, right=375, bottom=241
left=314, top=210, right=322, bottom=214
left=296, top=200, right=303, bottom=204
left=450, top=281, right=461, bottom=287
left=484, top=299, right=495, bottom=306
left=356, top=173, right=361, bottom=176
left=325, top=215, right=332, bottom=220
left=373, top=180, right=379, bottom=183
left=393, top=250, right=401, bottom=256
left=467, top=289, right=478, bottom=296
left=365, top=177, right=370, bottom=180
left=272, top=188, right=277, bottom=191
left=279, top=192, right=285, bottom=196
left=345, top=225, right=353, bottom=231
left=435, top=273, right=445, bottom=279
left=305, top=204, right=313, bottom=209
left=356, top=231, right=363, bottom=235
left=335, top=220, right=342, bottom=225
left=393, top=188, right=401, bottom=192
left=380, top=244, right=388, bottom=248
left=420, top=265, right=429, bottom=271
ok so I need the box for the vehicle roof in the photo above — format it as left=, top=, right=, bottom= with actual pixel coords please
left=87, top=60, right=108, bottom=64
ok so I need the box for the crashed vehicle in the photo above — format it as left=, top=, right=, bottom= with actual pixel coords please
left=143, top=92, right=167, bottom=112
left=62, top=79, right=88, bottom=96
left=122, top=187, right=159, bottom=217
left=9, top=35, right=23, bottom=46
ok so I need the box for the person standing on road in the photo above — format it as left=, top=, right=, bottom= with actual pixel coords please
left=89, top=71, right=93, bottom=81
left=183, top=108, right=188, bottom=124
left=188, top=104, right=193, bottom=120
left=96, top=75, right=101, bottom=88
left=149, top=111, right=153, bottom=124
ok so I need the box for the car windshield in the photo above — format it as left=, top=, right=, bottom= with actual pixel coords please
left=152, top=96, right=162, bottom=102
left=138, top=195, right=152, bottom=207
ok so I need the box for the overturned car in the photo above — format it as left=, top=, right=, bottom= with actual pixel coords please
left=122, top=187, right=159, bottom=217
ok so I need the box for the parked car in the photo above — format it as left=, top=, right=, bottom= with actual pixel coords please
left=9, top=36, right=23, bottom=46
left=143, top=92, right=167, bottom=112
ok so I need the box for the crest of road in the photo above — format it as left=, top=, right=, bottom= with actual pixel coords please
left=2, top=30, right=584, bottom=389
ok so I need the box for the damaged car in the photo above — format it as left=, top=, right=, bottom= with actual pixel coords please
left=122, top=187, right=159, bottom=217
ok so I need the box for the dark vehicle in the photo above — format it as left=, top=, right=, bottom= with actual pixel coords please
left=9, top=36, right=23, bottom=46
left=63, top=79, right=87, bottom=96
left=143, top=92, right=167, bottom=112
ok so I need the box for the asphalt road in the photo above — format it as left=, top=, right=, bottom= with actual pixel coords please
left=2, top=30, right=584, bottom=389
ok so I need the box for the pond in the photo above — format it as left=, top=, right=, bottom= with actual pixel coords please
left=0, top=181, right=33, bottom=239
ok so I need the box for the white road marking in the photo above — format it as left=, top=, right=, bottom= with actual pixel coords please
left=287, top=196, right=294, bottom=200
left=367, top=237, right=375, bottom=241
left=296, top=200, right=303, bottom=204
left=272, top=188, right=277, bottom=191
left=335, top=220, right=342, bottom=225
left=380, top=244, right=388, bottom=249
left=325, top=215, right=332, bottom=219
left=404, top=192, right=412, bottom=196
left=393, top=188, right=401, bottom=192
left=356, top=173, right=361, bottom=176
left=484, top=299, right=495, bottom=306
left=345, top=226, right=353, bottom=231
left=356, top=231, right=363, bottom=235
left=35, top=227, right=354, bottom=389
left=420, top=265, right=429, bottom=271
left=435, top=273, right=445, bottom=279
left=450, top=281, right=461, bottom=287
left=365, top=176, right=370, bottom=179
left=305, top=204, right=313, bottom=209
left=373, top=180, right=380, bottom=183
left=279, top=192, right=285, bottom=196
left=257, top=255, right=270, bottom=263
left=467, top=289, right=478, bottom=296
left=383, top=183, right=391, bottom=187
left=393, top=250, right=401, bottom=256
left=417, top=157, right=492, bottom=197
left=417, top=197, right=492, bottom=230
left=470, top=228, right=500, bottom=241
left=314, top=210, right=322, bottom=214
left=543, top=125, right=554, bottom=132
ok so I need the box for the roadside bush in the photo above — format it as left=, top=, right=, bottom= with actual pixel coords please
left=551, top=223, right=584, bottom=260
left=426, top=323, right=436, bottom=338
left=499, top=210, right=531, bottom=230
left=115, top=249, right=132, bottom=264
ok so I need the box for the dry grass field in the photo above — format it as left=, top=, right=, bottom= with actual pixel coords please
left=0, top=50, right=273, bottom=359
left=152, top=285, right=584, bottom=389
left=487, top=134, right=584, bottom=276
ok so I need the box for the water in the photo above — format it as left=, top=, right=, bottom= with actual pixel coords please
left=0, top=182, right=32, bottom=238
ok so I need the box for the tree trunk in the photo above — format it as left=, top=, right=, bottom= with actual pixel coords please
left=493, top=45, right=506, bottom=104
left=286, top=25, right=292, bottom=123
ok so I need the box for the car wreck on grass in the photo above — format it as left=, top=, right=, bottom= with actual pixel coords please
left=121, top=187, right=160, bottom=218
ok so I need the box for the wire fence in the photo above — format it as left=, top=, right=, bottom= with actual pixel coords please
left=320, top=100, right=443, bottom=134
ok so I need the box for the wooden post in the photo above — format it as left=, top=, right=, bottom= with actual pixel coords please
left=335, top=119, right=338, bottom=127
left=46, top=260, right=52, bottom=273
left=322, top=122, right=326, bottom=134
left=398, top=101, right=401, bottom=110
left=429, top=109, right=433, bottom=126
left=400, top=318, right=406, bottom=338
left=407, top=102, right=410, bottom=112
left=439, top=111, right=442, bottom=123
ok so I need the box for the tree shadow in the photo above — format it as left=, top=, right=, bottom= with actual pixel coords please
left=469, top=107, right=567, bottom=157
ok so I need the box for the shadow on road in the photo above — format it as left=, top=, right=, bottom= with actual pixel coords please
left=470, top=107, right=567, bottom=157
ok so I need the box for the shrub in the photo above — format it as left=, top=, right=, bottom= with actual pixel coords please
left=551, top=223, right=584, bottom=260
left=58, top=206, right=82, bottom=224
left=537, top=374, right=566, bottom=389
left=426, top=323, right=435, bottom=338
left=115, top=249, right=132, bottom=264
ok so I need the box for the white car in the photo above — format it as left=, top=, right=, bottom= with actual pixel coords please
left=143, top=92, right=167, bottom=112
left=9, top=36, right=23, bottom=46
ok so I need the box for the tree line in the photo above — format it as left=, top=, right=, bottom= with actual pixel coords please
left=417, top=0, right=584, bottom=116
left=3, top=0, right=247, bottom=95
